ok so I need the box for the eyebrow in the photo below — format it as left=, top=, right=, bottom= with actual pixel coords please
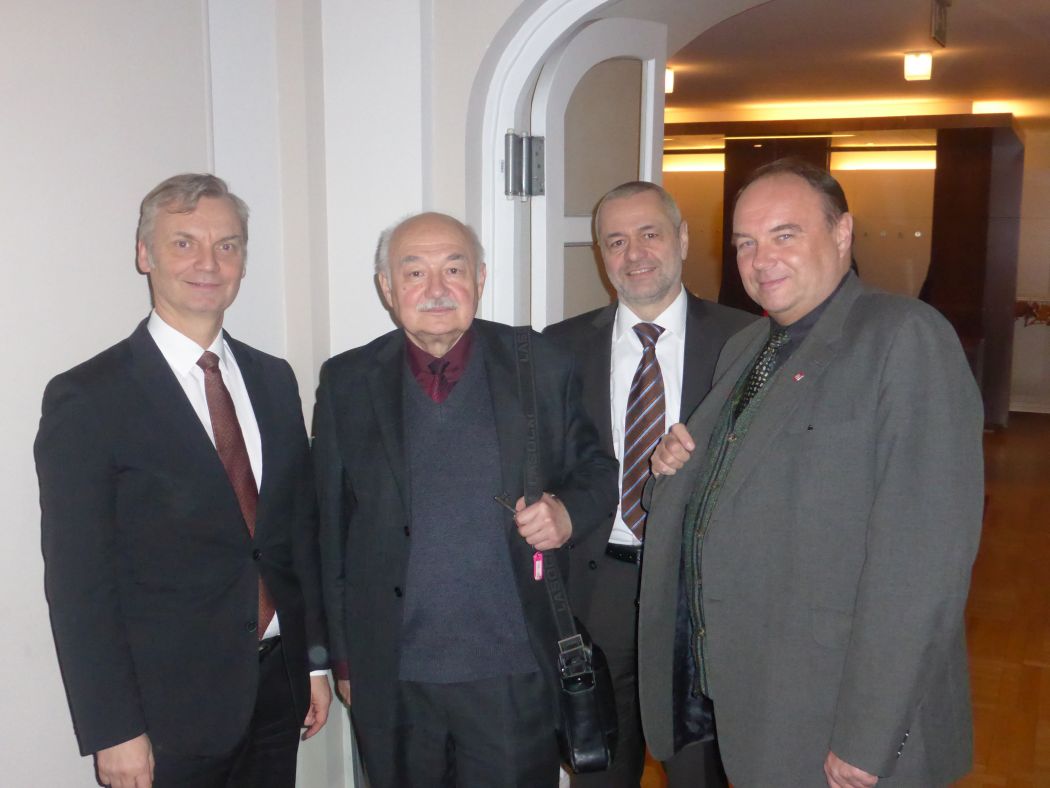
left=170, top=231, right=243, bottom=243
left=398, top=252, right=469, bottom=265
left=604, top=223, right=660, bottom=240
left=730, top=223, right=803, bottom=242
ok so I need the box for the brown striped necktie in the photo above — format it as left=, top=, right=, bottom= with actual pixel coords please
left=621, top=323, right=665, bottom=540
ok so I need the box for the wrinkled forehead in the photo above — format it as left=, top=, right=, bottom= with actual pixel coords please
left=597, top=191, right=674, bottom=235
left=733, top=174, right=827, bottom=227
left=390, top=216, right=476, bottom=265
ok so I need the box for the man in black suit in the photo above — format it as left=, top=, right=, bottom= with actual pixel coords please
left=544, top=182, right=754, bottom=787
left=36, top=174, right=330, bottom=788
left=312, top=211, right=618, bottom=787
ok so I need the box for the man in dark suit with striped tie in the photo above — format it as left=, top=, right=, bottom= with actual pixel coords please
left=544, top=182, right=754, bottom=787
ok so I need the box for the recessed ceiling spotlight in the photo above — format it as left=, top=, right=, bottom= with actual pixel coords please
left=904, top=51, right=933, bottom=81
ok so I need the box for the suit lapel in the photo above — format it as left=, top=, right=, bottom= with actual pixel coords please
left=716, top=278, right=863, bottom=507
left=475, top=322, right=528, bottom=506
left=583, top=306, right=616, bottom=454
left=227, top=336, right=278, bottom=519
left=367, top=332, right=411, bottom=516
left=680, top=294, right=712, bottom=420
left=127, top=320, right=226, bottom=470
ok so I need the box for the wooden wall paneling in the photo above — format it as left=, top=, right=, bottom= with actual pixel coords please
left=927, top=127, right=1024, bottom=427
left=983, top=128, right=1024, bottom=427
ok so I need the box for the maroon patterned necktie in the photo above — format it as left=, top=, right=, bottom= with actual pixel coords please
left=197, top=351, right=275, bottom=638
left=621, top=323, right=665, bottom=540
left=427, top=358, right=451, bottom=403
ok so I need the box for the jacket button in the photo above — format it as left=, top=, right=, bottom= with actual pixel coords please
left=246, top=620, right=257, bottom=632
left=403, top=526, right=410, bottom=536
left=252, top=549, right=262, bottom=560
left=394, top=587, right=403, bottom=597
left=588, top=560, right=598, bottom=570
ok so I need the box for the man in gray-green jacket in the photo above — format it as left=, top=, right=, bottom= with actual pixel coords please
left=639, top=159, right=983, bottom=787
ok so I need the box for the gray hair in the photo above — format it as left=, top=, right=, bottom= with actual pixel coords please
left=137, top=173, right=249, bottom=252
left=594, top=181, right=683, bottom=236
left=374, top=212, right=485, bottom=282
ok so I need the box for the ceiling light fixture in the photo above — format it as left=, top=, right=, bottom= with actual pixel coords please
left=904, top=51, right=933, bottom=81
left=665, top=68, right=675, bottom=94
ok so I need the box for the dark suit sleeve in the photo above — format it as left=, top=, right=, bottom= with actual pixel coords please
left=35, top=375, right=147, bottom=755
left=312, top=362, right=352, bottom=679
left=828, top=309, right=984, bottom=775
left=280, top=361, right=329, bottom=671
left=549, top=351, right=619, bottom=545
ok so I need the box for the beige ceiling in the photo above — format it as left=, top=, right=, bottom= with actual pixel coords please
left=664, top=0, right=1050, bottom=126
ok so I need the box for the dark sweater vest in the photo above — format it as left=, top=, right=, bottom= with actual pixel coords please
left=398, top=346, right=538, bottom=683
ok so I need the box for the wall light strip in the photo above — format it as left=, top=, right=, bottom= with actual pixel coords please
left=830, top=150, right=936, bottom=170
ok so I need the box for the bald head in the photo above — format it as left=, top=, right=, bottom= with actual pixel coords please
left=376, top=212, right=487, bottom=358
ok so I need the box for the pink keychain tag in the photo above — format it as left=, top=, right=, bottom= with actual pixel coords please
left=533, top=552, right=544, bottom=580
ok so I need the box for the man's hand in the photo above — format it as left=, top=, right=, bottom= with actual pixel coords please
left=95, top=733, right=153, bottom=788
left=824, top=751, right=878, bottom=788
left=514, top=493, right=572, bottom=550
left=651, top=423, right=694, bottom=476
left=301, top=675, right=332, bottom=740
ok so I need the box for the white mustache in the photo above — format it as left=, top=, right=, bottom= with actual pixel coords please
left=417, top=297, right=458, bottom=312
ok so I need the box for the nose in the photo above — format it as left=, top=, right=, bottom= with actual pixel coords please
left=625, top=238, right=644, bottom=262
left=196, top=246, right=219, bottom=271
left=750, top=242, right=775, bottom=271
left=425, top=272, right=448, bottom=298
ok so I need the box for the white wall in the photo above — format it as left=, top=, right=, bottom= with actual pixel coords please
left=1011, top=127, right=1050, bottom=413
left=1, top=2, right=212, bottom=784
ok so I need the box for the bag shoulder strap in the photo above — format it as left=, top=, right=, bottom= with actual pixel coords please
left=513, top=327, right=588, bottom=668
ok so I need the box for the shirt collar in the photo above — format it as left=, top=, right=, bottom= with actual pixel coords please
left=404, top=326, right=475, bottom=380
left=147, top=310, right=226, bottom=375
left=775, top=271, right=852, bottom=345
left=613, top=284, right=687, bottom=345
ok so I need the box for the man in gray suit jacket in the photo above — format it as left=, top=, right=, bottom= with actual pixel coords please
left=545, top=182, right=753, bottom=787
left=642, top=159, right=983, bottom=786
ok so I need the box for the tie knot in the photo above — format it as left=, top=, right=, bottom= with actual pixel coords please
left=428, top=358, right=449, bottom=377
left=633, top=322, right=664, bottom=349
left=197, top=351, right=220, bottom=373
left=768, top=326, right=790, bottom=349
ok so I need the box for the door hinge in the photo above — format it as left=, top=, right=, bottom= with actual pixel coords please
left=503, top=131, right=545, bottom=200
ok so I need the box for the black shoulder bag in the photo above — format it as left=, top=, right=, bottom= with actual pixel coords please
left=513, top=326, right=618, bottom=774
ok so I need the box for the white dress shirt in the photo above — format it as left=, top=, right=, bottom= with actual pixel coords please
left=147, top=311, right=280, bottom=639
left=608, top=286, right=687, bottom=546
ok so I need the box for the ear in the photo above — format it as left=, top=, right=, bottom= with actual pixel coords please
left=378, top=272, right=395, bottom=310
left=834, top=212, right=854, bottom=258
left=475, top=262, right=487, bottom=299
left=677, top=220, right=690, bottom=260
left=136, top=241, right=152, bottom=274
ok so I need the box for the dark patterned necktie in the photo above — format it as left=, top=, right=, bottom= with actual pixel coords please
left=621, top=323, right=665, bottom=540
left=427, top=358, right=451, bottom=402
left=197, top=351, right=275, bottom=638
left=734, top=326, right=790, bottom=419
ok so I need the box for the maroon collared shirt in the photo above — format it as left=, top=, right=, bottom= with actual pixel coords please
left=405, top=328, right=475, bottom=403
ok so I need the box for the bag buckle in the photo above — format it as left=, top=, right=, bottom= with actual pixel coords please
left=557, top=634, right=593, bottom=679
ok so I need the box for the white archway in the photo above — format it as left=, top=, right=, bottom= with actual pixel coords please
left=464, top=0, right=767, bottom=324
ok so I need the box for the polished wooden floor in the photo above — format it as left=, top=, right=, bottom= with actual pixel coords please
left=641, top=412, right=1050, bottom=787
